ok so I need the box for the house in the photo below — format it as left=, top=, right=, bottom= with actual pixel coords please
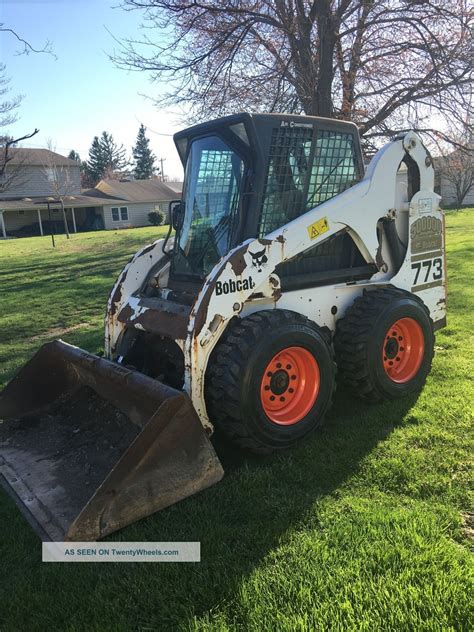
left=0, top=148, right=181, bottom=238
left=87, top=179, right=182, bottom=230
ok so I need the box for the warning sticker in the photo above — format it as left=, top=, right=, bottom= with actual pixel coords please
left=307, top=217, right=329, bottom=240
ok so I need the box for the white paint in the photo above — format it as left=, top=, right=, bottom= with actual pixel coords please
left=37, top=208, right=43, bottom=236
left=71, top=207, right=77, bottom=233
left=105, top=132, right=446, bottom=434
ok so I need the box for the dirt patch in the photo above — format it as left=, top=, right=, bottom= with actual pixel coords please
left=28, top=323, right=93, bottom=342
left=461, top=512, right=474, bottom=544
left=0, top=387, right=139, bottom=532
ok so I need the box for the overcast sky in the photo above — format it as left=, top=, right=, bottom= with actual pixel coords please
left=1, top=0, right=185, bottom=179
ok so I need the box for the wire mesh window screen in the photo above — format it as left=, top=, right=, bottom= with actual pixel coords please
left=258, top=126, right=313, bottom=236
left=258, top=127, right=359, bottom=237
left=307, top=130, right=359, bottom=209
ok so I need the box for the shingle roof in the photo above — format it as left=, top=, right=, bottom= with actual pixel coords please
left=0, top=194, right=127, bottom=211
left=165, top=181, right=183, bottom=194
left=94, top=178, right=180, bottom=202
left=6, top=148, right=80, bottom=167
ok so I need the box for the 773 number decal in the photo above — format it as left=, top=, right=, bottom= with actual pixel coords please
left=411, top=257, right=443, bottom=287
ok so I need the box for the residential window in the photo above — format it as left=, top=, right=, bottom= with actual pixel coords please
left=111, top=206, right=128, bottom=221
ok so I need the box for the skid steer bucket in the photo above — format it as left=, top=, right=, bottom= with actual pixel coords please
left=0, top=341, right=224, bottom=541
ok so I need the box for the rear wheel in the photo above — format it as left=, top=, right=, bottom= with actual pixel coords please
left=334, top=288, right=434, bottom=401
left=205, top=310, right=335, bottom=453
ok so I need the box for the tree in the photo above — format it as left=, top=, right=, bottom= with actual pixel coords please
left=85, top=132, right=129, bottom=185
left=42, top=140, right=81, bottom=238
left=438, top=148, right=474, bottom=208
left=132, top=124, right=156, bottom=179
left=114, top=0, right=472, bottom=149
left=0, top=23, right=54, bottom=57
left=1, top=24, right=54, bottom=194
left=68, top=149, right=80, bottom=162
left=0, top=64, right=38, bottom=194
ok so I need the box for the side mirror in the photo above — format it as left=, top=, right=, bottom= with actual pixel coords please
left=169, top=200, right=184, bottom=231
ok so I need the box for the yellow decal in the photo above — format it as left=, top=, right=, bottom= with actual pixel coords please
left=307, top=217, right=329, bottom=240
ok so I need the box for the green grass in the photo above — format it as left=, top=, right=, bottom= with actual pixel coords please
left=0, top=217, right=472, bottom=631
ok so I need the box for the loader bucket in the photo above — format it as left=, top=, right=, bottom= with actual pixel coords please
left=0, top=341, right=224, bottom=541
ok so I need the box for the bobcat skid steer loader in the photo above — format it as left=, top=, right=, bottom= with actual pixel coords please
left=0, top=113, right=446, bottom=541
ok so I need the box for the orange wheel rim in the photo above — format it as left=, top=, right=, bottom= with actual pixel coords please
left=382, top=317, right=424, bottom=383
left=260, top=346, right=320, bottom=425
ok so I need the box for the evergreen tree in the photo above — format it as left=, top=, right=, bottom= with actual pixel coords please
left=85, top=132, right=129, bottom=185
left=85, top=136, right=105, bottom=185
left=132, top=124, right=156, bottom=179
left=68, top=149, right=80, bottom=162
left=99, top=131, right=128, bottom=173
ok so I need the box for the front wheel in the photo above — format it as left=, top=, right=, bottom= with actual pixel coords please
left=334, top=288, right=434, bottom=401
left=205, top=310, right=335, bottom=453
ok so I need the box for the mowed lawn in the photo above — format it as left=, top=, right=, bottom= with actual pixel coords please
left=0, top=215, right=472, bottom=631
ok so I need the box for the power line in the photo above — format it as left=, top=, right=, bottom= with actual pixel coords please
left=134, top=115, right=175, bottom=137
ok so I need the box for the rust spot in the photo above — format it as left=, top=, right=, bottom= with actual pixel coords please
left=117, top=304, right=134, bottom=322
left=229, top=251, right=247, bottom=276
left=275, top=234, right=285, bottom=243
left=258, top=238, right=272, bottom=246
left=375, top=243, right=385, bottom=270
left=117, top=302, right=189, bottom=339
left=192, top=281, right=215, bottom=337
left=138, top=243, right=155, bottom=257
left=272, top=288, right=282, bottom=301
left=109, top=267, right=130, bottom=316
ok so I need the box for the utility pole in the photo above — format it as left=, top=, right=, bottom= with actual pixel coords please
left=158, top=157, right=167, bottom=182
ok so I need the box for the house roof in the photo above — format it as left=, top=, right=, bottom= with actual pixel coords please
left=92, top=178, right=180, bottom=202
left=0, top=194, right=128, bottom=211
left=165, top=181, right=183, bottom=194
left=6, top=148, right=80, bottom=167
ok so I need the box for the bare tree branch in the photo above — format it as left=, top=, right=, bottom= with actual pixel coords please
left=0, top=129, right=39, bottom=194
left=0, top=23, right=56, bottom=59
left=110, top=0, right=472, bottom=148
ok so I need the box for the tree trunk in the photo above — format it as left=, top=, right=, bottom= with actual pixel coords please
left=61, top=200, right=70, bottom=239
left=316, top=8, right=336, bottom=117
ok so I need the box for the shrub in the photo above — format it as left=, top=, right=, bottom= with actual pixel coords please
left=148, top=209, right=166, bottom=226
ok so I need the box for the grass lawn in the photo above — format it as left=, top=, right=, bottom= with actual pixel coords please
left=0, top=217, right=472, bottom=631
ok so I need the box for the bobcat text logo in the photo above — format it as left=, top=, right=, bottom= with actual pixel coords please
left=215, top=277, right=256, bottom=295
left=249, top=248, right=268, bottom=272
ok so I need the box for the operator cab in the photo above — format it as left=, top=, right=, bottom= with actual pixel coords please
left=143, top=113, right=368, bottom=301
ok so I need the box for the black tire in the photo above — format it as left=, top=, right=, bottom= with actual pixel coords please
left=205, top=310, right=335, bottom=453
left=334, top=287, right=434, bottom=401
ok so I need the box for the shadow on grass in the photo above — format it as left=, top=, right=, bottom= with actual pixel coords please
left=0, top=374, right=418, bottom=629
